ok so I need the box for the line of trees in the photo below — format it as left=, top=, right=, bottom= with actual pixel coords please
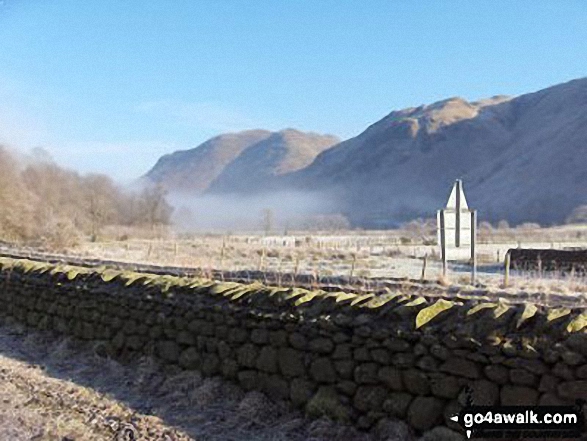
left=0, top=146, right=172, bottom=248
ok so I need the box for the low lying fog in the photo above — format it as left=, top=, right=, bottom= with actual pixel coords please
left=169, top=190, right=343, bottom=233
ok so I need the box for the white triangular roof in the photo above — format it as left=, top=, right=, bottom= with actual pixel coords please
left=446, top=179, right=469, bottom=210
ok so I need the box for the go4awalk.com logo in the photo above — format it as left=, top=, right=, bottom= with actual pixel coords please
left=450, top=402, right=585, bottom=439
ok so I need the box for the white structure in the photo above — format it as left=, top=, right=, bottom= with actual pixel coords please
left=437, top=180, right=477, bottom=278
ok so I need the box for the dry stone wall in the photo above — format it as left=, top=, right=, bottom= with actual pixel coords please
left=0, top=257, right=586, bottom=434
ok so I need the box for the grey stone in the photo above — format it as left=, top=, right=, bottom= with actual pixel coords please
left=291, top=378, right=315, bottom=407
left=355, top=325, right=372, bottom=338
left=429, top=374, right=460, bottom=399
left=407, top=396, right=444, bottom=432
left=250, top=328, right=269, bottom=344
left=237, top=343, right=258, bottom=368
left=354, top=363, right=379, bottom=384
left=392, top=352, right=415, bottom=368
left=289, top=332, right=307, bottom=349
left=414, top=343, right=428, bottom=357
left=509, top=368, right=537, bottom=386
left=310, top=357, right=337, bottom=383
left=557, top=380, right=587, bottom=400
left=440, top=358, right=480, bottom=379
left=403, top=369, right=430, bottom=395
left=430, top=344, right=450, bottom=360
left=336, top=380, right=357, bottom=396
left=333, top=332, right=349, bottom=344
left=201, top=353, right=220, bottom=376
left=217, top=341, right=231, bottom=359
left=333, top=344, right=352, bottom=360
left=334, top=360, right=355, bottom=379
left=538, top=374, right=560, bottom=392
left=353, top=386, right=387, bottom=412
left=552, top=362, right=575, bottom=380
left=308, top=337, right=334, bottom=354
left=238, top=370, right=259, bottom=391
left=306, top=386, right=350, bottom=422
left=539, top=393, right=572, bottom=406
left=561, top=350, right=585, bottom=366
left=157, top=340, right=180, bottom=362
left=417, top=355, right=439, bottom=371
left=278, top=347, right=305, bottom=378
left=483, top=364, right=509, bottom=384
left=566, top=334, right=587, bottom=357
left=371, top=349, right=391, bottom=364
left=384, top=338, right=411, bottom=352
left=263, top=375, right=289, bottom=400
left=354, top=347, right=371, bottom=361
left=221, top=358, right=238, bottom=379
left=256, top=346, right=278, bottom=373
left=178, top=346, right=201, bottom=369
left=378, top=366, right=403, bottom=391
left=383, top=392, right=413, bottom=418
left=228, top=327, right=248, bottom=343
left=576, top=364, right=587, bottom=379
left=500, top=385, right=539, bottom=406
left=469, top=380, right=499, bottom=406
left=269, top=330, right=288, bottom=347
left=176, top=330, right=195, bottom=346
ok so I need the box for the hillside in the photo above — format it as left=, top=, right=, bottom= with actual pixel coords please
left=145, top=129, right=339, bottom=194
left=146, top=77, right=587, bottom=227
left=207, top=129, right=340, bottom=194
left=145, top=130, right=272, bottom=193
left=284, top=78, right=587, bottom=226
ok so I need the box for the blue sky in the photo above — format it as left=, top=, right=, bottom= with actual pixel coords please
left=1, top=1, right=586, bottom=182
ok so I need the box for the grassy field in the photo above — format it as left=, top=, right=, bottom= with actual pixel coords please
left=62, top=224, right=587, bottom=302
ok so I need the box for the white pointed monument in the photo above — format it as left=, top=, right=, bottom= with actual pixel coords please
left=437, top=179, right=477, bottom=281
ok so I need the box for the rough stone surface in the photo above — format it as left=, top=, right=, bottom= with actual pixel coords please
left=256, top=346, right=278, bottom=373
left=500, top=385, right=539, bottom=406
left=509, top=368, right=537, bottom=386
left=440, top=358, right=479, bottom=379
left=407, top=396, right=444, bottom=432
left=469, top=380, right=499, bottom=406
left=403, top=369, right=430, bottom=395
left=378, top=366, right=404, bottom=391
left=557, top=380, right=587, bottom=400
left=429, top=374, right=460, bottom=399
left=157, top=340, right=180, bottom=362
left=383, top=392, right=413, bottom=418
left=290, top=378, right=315, bottom=407
left=310, top=357, right=337, bottom=384
left=278, top=347, right=305, bottom=378
left=354, top=363, right=379, bottom=385
left=353, top=386, right=387, bottom=412
left=306, top=386, right=350, bottom=422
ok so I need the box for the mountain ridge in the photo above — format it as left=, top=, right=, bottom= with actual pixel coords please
left=145, top=77, right=587, bottom=227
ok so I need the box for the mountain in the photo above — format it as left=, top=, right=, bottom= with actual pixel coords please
left=146, top=77, right=587, bottom=227
left=283, top=78, right=587, bottom=226
left=207, top=129, right=340, bottom=194
left=145, top=129, right=339, bottom=194
left=145, top=130, right=272, bottom=192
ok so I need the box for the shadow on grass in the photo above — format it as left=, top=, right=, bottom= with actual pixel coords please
left=0, top=318, right=382, bottom=441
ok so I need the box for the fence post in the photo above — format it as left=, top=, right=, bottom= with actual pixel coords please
left=421, top=253, right=428, bottom=281
left=471, top=210, right=477, bottom=286
left=439, top=210, right=447, bottom=277
left=504, top=251, right=511, bottom=287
